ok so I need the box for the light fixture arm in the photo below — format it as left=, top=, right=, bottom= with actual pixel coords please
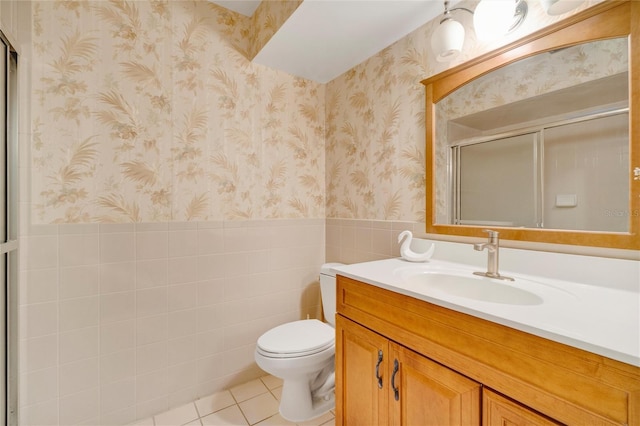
left=508, top=0, right=528, bottom=32
left=440, top=0, right=473, bottom=23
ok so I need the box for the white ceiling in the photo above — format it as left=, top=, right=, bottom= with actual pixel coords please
left=210, top=0, right=460, bottom=83
left=210, top=0, right=261, bottom=17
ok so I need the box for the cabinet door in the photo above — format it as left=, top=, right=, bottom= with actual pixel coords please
left=483, top=389, right=563, bottom=426
left=389, top=342, right=481, bottom=426
left=336, top=315, right=389, bottom=425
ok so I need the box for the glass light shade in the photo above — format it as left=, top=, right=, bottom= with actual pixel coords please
left=431, top=19, right=466, bottom=62
left=473, top=0, right=516, bottom=41
left=539, top=0, right=581, bottom=15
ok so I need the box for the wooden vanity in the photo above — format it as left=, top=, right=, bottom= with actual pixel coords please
left=335, top=275, right=640, bottom=425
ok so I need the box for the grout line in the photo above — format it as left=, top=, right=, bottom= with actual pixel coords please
left=193, top=400, right=202, bottom=420
left=237, top=402, right=251, bottom=426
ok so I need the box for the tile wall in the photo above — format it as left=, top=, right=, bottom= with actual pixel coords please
left=18, top=219, right=325, bottom=425
left=325, top=219, right=426, bottom=265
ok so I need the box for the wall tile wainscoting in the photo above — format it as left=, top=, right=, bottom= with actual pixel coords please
left=19, top=220, right=325, bottom=425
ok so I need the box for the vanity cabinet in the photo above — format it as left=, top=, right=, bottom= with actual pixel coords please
left=335, top=275, right=640, bottom=426
left=336, top=314, right=388, bottom=424
left=336, top=315, right=481, bottom=425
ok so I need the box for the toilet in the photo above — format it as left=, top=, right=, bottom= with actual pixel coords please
left=254, top=263, right=343, bottom=422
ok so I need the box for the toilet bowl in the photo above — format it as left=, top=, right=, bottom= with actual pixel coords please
left=254, top=263, right=343, bottom=422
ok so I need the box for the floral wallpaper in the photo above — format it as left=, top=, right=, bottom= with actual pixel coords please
left=438, top=38, right=628, bottom=123
left=31, top=0, right=324, bottom=224
left=325, top=40, right=430, bottom=222
left=31, top=0, right=605, bottom=225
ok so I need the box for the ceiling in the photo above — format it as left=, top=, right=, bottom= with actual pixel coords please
left=210, top=0, right=262, bottom=16
left=209, top=0, right=460, bottom=83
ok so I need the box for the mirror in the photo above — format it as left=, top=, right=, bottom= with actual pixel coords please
left=422, top=0, right=639, bottom=250
left=442, top=38, right=628, bottom=231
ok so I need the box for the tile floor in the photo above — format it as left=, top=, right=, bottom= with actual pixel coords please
left=132, top=375, right=335, bottom=426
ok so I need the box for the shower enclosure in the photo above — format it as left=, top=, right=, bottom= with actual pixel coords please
left=0, top=30, right=18, bottom=425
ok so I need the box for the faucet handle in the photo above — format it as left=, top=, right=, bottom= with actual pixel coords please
left=483, top=229, right=499, bottom=243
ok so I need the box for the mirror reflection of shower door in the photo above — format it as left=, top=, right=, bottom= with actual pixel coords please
left=456, top=133, right=538, bottom=228
left=0, top=32, right=18, bottom=426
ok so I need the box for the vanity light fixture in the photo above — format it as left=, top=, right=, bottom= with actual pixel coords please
left=432, top=0, right=528, bottom=61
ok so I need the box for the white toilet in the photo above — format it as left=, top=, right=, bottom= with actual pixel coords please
left=254, top=263, right=343, bottom=422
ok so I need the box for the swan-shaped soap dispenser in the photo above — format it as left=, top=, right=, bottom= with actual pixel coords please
left=398, top=230, right=435, bottom=262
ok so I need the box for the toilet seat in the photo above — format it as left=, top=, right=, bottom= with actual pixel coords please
left=257, top=319, right=335, bottom=359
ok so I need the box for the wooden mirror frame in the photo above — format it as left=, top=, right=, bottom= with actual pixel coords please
left=421, top=0, right=639, bottom=250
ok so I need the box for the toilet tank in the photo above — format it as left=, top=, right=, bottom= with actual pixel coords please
left=319, top=263, right=343, bottom=327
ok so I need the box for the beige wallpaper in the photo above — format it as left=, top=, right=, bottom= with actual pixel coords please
left=439, top=38, right=628, bottom=123
left=31, top=0, right=324, bottom=224
left=31, top=0, right=605, bottom=226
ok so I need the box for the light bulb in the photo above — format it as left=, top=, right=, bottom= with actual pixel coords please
left=473, top=0, right=516, bottom=41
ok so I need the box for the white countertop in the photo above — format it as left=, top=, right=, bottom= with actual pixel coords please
left=333, top=258, right=640, bottom=367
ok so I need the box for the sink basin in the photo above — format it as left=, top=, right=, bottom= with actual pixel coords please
left=404, top=272, right=544, bottom=305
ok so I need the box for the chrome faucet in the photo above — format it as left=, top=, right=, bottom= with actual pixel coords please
left=473, top=230, right=514, bottom=281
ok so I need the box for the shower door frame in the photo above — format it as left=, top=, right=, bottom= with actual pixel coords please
left=0, top=29, right=18, bottom=426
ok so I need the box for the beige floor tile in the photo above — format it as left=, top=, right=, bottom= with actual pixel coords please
left=270, top=387, right=282, bottom=401
left=195, top=390, right=236, bottom=417
left=259, top=375, right=283, bottom=390
left=155, top=403, right=199, bottom=426
left=254, top=413, right=296, bottom=426
left=201, top=405, right=248, bottom=426
left=297, top=411, right=334, bottom=426
left=230, top=379, right=268, bottom=402
left=238, top=392, right=279, bottom=425
left=150, top=378, right=334, bottom=426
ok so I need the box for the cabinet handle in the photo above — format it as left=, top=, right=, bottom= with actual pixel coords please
left=391, top=359, right=399, bottom=401
left=375, top=350, right=383, bottom=389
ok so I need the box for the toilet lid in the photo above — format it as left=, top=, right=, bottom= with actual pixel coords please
left=257, top=319, right=334, bottom=357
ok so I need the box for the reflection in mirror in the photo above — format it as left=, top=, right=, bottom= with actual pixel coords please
left=436, top=38, right=629, bottom=233
left=543, top=112, right=628, bottom=232
left=454, top=133, right=537, bottom=228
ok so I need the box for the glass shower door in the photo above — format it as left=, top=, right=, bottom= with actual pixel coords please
left=455, top=132, right=539, bottom=228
